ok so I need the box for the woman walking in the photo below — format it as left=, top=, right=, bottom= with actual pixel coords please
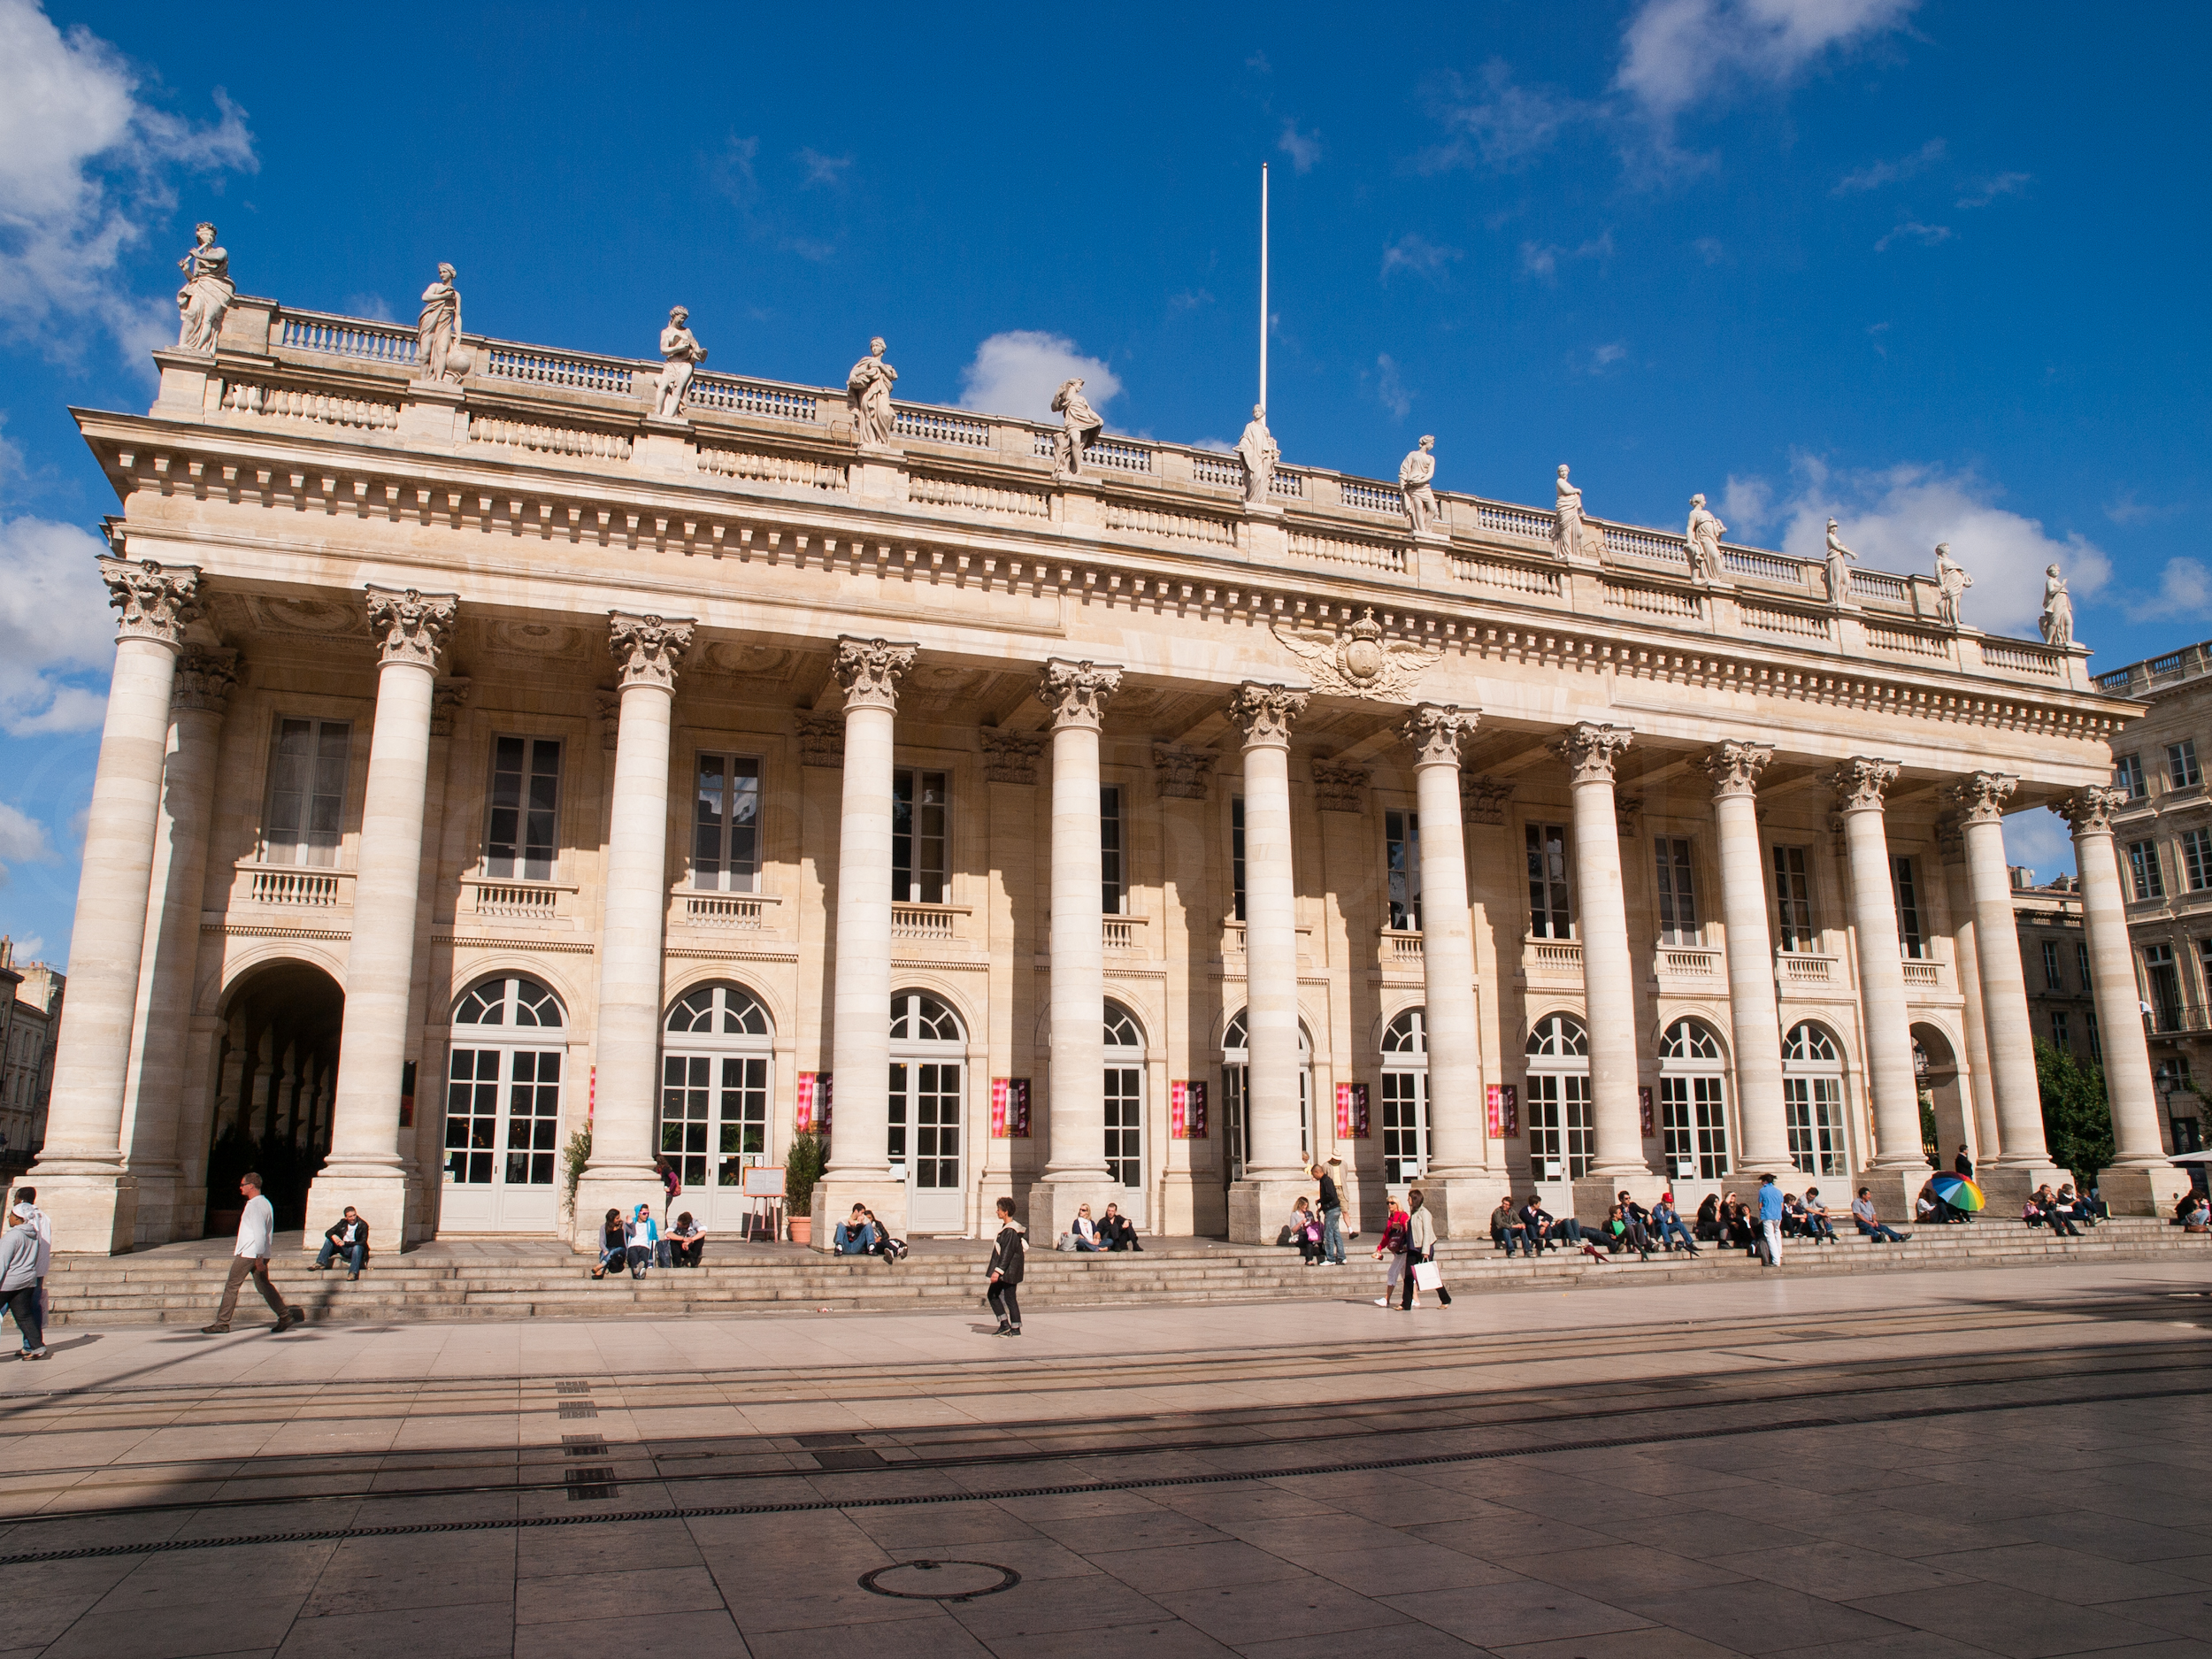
left=1373, top=1193, right=1410, bottom=1307
left=1400, top=1189, right=1452, bottom=1310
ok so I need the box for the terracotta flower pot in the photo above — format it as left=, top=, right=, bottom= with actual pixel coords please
left=788, top=1217, right=812, bottom=1246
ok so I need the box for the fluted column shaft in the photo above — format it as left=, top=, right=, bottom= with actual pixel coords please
left=2062, top=790, right=2167, bottom=1170
left=1832, top=759, right=1925, bottom=1172
left=1041, top=662, right=1121, bottom=1186
left=1950, top=774, right=2056, bottom=1169
left=1702, top=742, right=1791, bottom=1173
left=1558, top=724, right=1647, bottom=1181
left=1406, top=707, right=1485, bottom=1185
left=1236, top=688, right=1305, bottom=1185
left=35, top=558, right=202, bottom=1253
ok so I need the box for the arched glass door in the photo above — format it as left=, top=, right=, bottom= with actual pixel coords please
left=659, top=981, right=772, bottom=1230
left=1380, top=1008, right=1430, bottom=1187
left=1524, top=1013, right=1592, bottom=1183
left=891, top=991, right=966, bottom=1233
left=1104, top=1001, right=1146, bottom=1226
left=442, top=975, right=566, bottom=1233
left=1658, top=1018, right=1730, bottom=1180
left=1783, top=1022, right=1849, bottom=1176
left=1220, top=1010, right=1312, bottom=1184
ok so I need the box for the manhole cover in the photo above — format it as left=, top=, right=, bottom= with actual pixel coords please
left=859, top=1560, right=1020, bottom=1602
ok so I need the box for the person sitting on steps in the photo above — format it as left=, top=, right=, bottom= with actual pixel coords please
left=1852, top=1187, right=1909, bottom=1243
left=1096, top=1202, right=1141, bottom=1252
left=833, top=1205, right=878, bottom=1255
left=314, top=1207, right=370, bottom=1279
left=1801, top=1188, right=1839, bottom=1243
left=590, top=1209, right=625, bottom=1279
left=667, top=1211, right=706, bottom=1267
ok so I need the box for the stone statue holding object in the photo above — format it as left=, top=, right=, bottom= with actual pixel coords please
left=417, top=264, right=465, bottom=384
left=1236, top=404, right=1279, bottom=504
left=847, top=336, right=898, bottom=447
left=1399, top=435, right=1440, bottom=534
left=1685, top=493, right=1725, bottom=583
left=654, top=305, right=709, bottom=419
left=2039, top=563, right=2073, bottom=647
left=1934, top=542, right=1973, bottom=628
left=174, top=222, right=233, bottom=355
left=1824, top=518, right=1857, bottom=606
left=1554, top=464, right=1601, bottom=561
left=1050, top=377, right=1103, bottom=477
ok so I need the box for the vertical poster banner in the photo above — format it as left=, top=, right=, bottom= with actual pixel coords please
left=818, top=1071, right=833, bottom=1134
left=1486, top=1085, right=1502, bottom=1139
left=399, top=1059, right=416, bottom=1129
left=1499, top=1083, right=1519, bottom=1137
left=1171, top=1080, right=1188, bottom=1140
left=1335, top=1081, right=1352, bottom=1139
left=1639, top=1086, right=1653, bottom=1137
left=1007, top=1078, right=1031, bottom=1138
left=1187, top=1079, right=1209, bottom=1139
left=991, top=1077, right=1010, bottom=1138
left=1349, top=1081, right=1370, bottom=1139
left=795, top=1072, right=816, bottom=1134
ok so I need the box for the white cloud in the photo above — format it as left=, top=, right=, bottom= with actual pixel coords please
left=5, top=932, right=42, bottom=959
left=1745, top=455, right=2110, bottom=636
left=1586, top=341, right=1629, bottom=373
left=1693, top=235, right=1726, bottom=264
left=1875, top=219, right=1951, bottom=251
left=2003, top=810, right=2076, bottom=884
left=1833, top=136, right=1947, bottom=195
left=797, top=148, right=853, bottom=188
left=1419, top=60, right=1592, bottom=173
left=1520, top=232, right=1613, bottom=280
left=1720, top=473, right=1774, bottom=529
left=1957, top=171, right=2031, bottom=208
left=1615, top=0, right=1916, bottom=142
left=1372, top=354, right=1411, bottom=419
left=957, top=331, right=1123, bottom=425
left=1277, top=119, right=1321, bottom=174
left=0, top=802, right=51, bottom=864
left=0, top=513, right=115, bottom=733
left=0, top=0, right=255, bottom=357
left=2124, top=559, right=2212, bottom=625
left=1381, top=234, right=1462, bottom=284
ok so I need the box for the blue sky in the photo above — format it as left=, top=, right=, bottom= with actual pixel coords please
left=4, top=0, right=2207, bottom=962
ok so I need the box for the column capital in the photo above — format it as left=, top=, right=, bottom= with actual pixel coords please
left=1402, top=703, right=1478, bottom=768
left=1943, top=770, right=2018, bottom=825
left=1228, top=682, right=1308, bottom=749
left=1698, top=739, right=1774, bottom=800
left=1037, top=658, right=1123, bottom=731
left=833, top=635, right=916, bottom=711
left=2055, top=785, right=2127, bottom=839
left=99, top=556, right=202, bottom=648
left=1555, top=721, right=1633, bottom=785
left=1311, top=759, right=1369, bottom=812
left=431, top=675, right=472, bottom=737
left=365, top=585, right=458, bottom=671
left=1827, top=756, right=1900, bottom=814
left=171, top=645, right=238, bottom=715
left=1153, top=744, right=1217, bottom=801
left=981, top=728, right=1044, bottom=784
left=608, top=611, right=695, bottom=690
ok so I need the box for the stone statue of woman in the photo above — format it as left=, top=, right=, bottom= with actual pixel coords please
left=174, top=222, right=233, bottom=355
left=655, top=305, right=709, bottom=419
left=1399, top=436, right=1439, bottom=534
left=2039, top=563, right=2073, bottom=647
left=1236, top=405, right=1279, bottom=504
left=1554, top=464, right=1596, bottom=561
left=847, top=337, right=899, bottom=447
left=417, top=264, right=464, bottom=383
left=1050, top=377, right=1103, bottom=476
left=1934, top=542, right=1973, bottom=628
left=1685, top=493, right=1725, bottom=583
left=1824, top=518, right=1857, bottom=606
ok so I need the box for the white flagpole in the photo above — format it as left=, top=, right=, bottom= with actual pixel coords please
left=1259, top=162, right=1269, bottom=416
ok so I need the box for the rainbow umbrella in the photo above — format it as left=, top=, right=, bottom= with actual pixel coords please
left=1930, top=1173, right=1985, bottom=1211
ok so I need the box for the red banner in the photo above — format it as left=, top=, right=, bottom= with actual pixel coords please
left=1185, top=1079, right=1208, bottom=1139
left=1336, top=1081, right=1370, bottom=1139
left=1486, top=1083, right=1518, bottom=1138
left=1005, top=1078, right=1031, bottom=1138
left=992, top=1077, right=1010, bottom=1138
left=1171, top=1079, right=1188, bottom=1140
left=1639, top=1086, right=1653, bottom=1137
left=797, top=1072, right=833, bottom=1134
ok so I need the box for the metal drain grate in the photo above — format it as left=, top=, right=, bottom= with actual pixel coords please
left=561, top=1436, right=607, bottom=1457
left=810, top=1448, right=887, bottom=1471
left=556, top=1381, right=592, bottom=1394
left=557, top=1403, right=598, bottom=1419
left=565, top=1467, right=618, bottom=1501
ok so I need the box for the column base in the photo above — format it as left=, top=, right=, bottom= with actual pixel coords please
left=1417, top=1173, right=1508, bottom=1242
left=2093, top=1163, right=2193, bottom=1218
left=1027, top=1178, right=1127, bottom=1248
left=303, top=1165, right=412, bottom=1255
left=1574, top=1172, right=1661, bottom=1226
left=809, top=1177, right=910, bottom=1253
left=1973, top=1163, right=2072, bottom=1217
left=569, top=1168, right=670, bottom=1252
left=1226, top=1175, right=1317, bottom=1244
left=23, top=1167, right=138, bottom=1256
left=1855, top=1166, right=1933, bottom=1232
left=128, top=1164, right=186, bottom=1248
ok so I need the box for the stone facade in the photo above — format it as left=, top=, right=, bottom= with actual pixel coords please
left=0, top=941, right=63, bottom=1176
left=31, top=288, right=2174, bottom=1255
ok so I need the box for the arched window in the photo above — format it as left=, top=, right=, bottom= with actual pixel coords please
left=1524, top=1013, right=1592, bottom=1179
left=1104, top=1001, right=1145, bottom=1208
left=1657, top=1018, right=1729, bottom=1179
left=1380, top=1008, right=1429, bottom=1184
left=1783, top=1021, right=1847, bottom=1176
left=890, top=991, right=966, bottom=1231
left=443, top=976, right=567, bottom=1229
left=659, top=981, right=773, bottom=1200
left=891, top=992, right=964, bottom=1043
left=1221, top=1010, right=1313, bottom=1179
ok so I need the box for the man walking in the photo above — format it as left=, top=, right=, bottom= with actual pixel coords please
left=204, top=1173, right=300, bottom=1334
left=1756, top=1171, right=1785, bottom=1267
left=1312, top=1162, right=1346, bottom=1265
left=11, top=1187, right=50, bottom=1355
left=1, top=1203, right=46, bottom=1360
left=986, top=1196, right=1025, bottom=1337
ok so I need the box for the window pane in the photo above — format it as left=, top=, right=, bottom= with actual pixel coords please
left=1386, top=810, right=1420, bottom=931
left=1526, top=824, right=1571, bottom=939
left=1893, top=856, right=1924, bottom=958
left=1231, top=797, right=1247, bottom=924
left=693, top=753, right=726, bottom=889
left=1773, top=846, right=1814, bottom=952
left=1655, top=838, right=1697, bottom=946
left=1100, top=785, right=1124, bottom=916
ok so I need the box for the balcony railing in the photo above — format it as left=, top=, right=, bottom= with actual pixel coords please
left=1777, top=950, right=1838, bottom=985
left=1656, top=945, right=1724, bottom=979
left=1525, top=937, right=1584, bottom=973
left=465, top=878, right=573, bottom=921
left=680, top=891, right=782, bottom=930
left=892, top=902, right=968, bottom=944
left=234, top=862, right=351, bottom=909
left=1380, top=929, right=1424, bottom=968
left=1102, top=914, right=1148, bottom=952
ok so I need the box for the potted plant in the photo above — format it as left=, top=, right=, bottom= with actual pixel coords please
left=786, top=1133, right=822, bottom=1245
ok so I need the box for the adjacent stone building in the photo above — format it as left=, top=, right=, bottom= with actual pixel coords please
left=0, top=939, right=63, bottom=1176
left=27, top=272, right=2186, bottom=1256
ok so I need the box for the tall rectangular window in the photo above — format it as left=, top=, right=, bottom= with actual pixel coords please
left=691, top=753, right=761, bottom=892
left=1100, top=785, right=1125, bottom=915
left=484, top=736, right=562, bottom=881
left=2041, top=939, right=2063, bottom=990
left=2085, top=1007, right=2102, bottom=1062
left=891, top=768, right=948, bottom=903
left=263, top=718, right=350, bottom=867
left=1231, top=796, right=1247, bottom=923
left=2183, top=830, right=2212, bottom=892
left=2146, top=942, right=2184, bottom=1032
left=2128, top=840, right=2166, bottom=901
left=1525, top=824, right=1571, bottom=939
left=1773, top=846, right=1816, bottom=952
left=2077, top=941, right=2093, bottom=987
left=2115, top=753, right=2147, bottom=799
left=1893, top=856, right=1926, bottom=958
left=1654, top=838, right=1699, bottom=946
left=2050, top=1010, right=2070, bottom=1051
left=2170, top=740, right=2201, bottom=789
left=1386, top=810, right=1421, bottom=931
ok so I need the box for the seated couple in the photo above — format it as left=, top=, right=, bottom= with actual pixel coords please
left=833, top=1205, right=910, bottom=1260
left=1062, top=1202, right=1141, bottom=1252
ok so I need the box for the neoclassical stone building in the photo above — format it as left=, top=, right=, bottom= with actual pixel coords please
left=31, top=275, right=2185, bottom=1255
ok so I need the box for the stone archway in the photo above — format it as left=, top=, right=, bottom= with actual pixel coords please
left=1911, top=1023, right=1966, bottom=1168
left=204, top=962, right=344, bottom=1234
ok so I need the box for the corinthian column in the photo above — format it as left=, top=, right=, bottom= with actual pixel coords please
left=32, top=557, right=202, bottom=1254
left=1225, top=681, right=1309, bottom=1243
left=306, top=587, right=457, bottom=1251
left=1946, top=772, right=2066, bottom=1205
left=571, top=613, right=695, bottom=1247
left=1700, top=741, right=1792, bottom=1177
left=123, top=646, right=237, bottom=1243
left=1402, top=704, right=1489, bottom=1236
left=812, top=637, right=918, bottom=1244
left=1555, top=722, right=1650, bottom=1215
left=1830, top=757, right=1928, bottom=1208
left=2058, top=787, right=2188, bottom=1215
left=1032, top=658, right=1125, bottom=1244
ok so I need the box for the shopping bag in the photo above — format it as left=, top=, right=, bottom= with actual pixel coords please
left=1412, top=1259, right=1443, bottom=1292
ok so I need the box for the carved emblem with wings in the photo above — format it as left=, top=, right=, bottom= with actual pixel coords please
left=1270, top=607, right=1440, bottom=700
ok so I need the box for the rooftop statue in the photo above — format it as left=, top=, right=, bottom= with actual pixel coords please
left=1934, top=542, right=1973, bottom=628
left=1685, top=493, right=1724, bottom=583
left=1399, top=435, right=1439, bottom=534
left=2039, top=563, right=2073, bottom=648
left=1050, top=377, right=1103, bottom=477
left=174, top=222, right=233, bottom=356
left=655, top=306, right=709, bottom=419
left=1554, top=464, right=1601, bottom=561
left=1824, top=518, right=1857, bottom=606
left=1236, top=404, right=1279, bottom=505
left=417, top=264, right=466, bottom=384
left=847, top=336, right=898, bottom=448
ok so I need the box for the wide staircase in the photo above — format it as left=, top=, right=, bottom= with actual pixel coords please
left=42, top=1218, right=2210, bottom=1326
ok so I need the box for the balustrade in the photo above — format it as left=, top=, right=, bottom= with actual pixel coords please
left=685, top=374, right=818, bottom=423
left=680, top=892, right=781, bottom=929
left=278, top=311, right=418, bottom=366
left=236, top=863, right=349, bottom=909
left=894, top=406, right=990, bottom=447
left=469, top=415, right=633, bottom=461
left=1340, top=480, right=1403, bottom=515
left=1777, top=950, right=1838, bottom=985
left=891, top=902, right=968, bottom=942
left=481, top=342, right=635, bottom=396
left=222, top=381, right=400, bottom=433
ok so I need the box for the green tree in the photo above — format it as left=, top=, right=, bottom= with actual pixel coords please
left=2036, top=1039, right=2116, bottom=1182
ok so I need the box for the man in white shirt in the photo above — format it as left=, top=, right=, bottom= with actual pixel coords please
left=204, top=1172, right=300, bottom=1334
left=9, top=1187, right=50, bottom=1355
